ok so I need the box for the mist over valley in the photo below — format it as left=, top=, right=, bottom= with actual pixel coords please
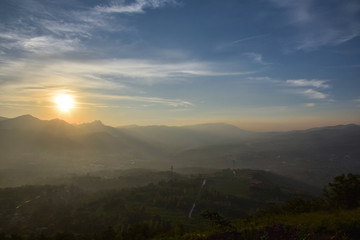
left=1, top=115, right=359, bottom=188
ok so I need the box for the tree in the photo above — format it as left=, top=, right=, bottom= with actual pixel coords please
left=323, top=173, right=360, bottom=209
left=201, top=210, right=235, bottom=232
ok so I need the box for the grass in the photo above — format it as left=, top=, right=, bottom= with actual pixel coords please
left=236, top=208, right=360, bottom=238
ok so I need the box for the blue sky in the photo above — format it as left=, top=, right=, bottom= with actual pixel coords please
left=0, top=0, right=359, bottom=130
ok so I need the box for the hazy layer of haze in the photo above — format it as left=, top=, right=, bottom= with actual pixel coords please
left=1, top=115, right=359, bottom=188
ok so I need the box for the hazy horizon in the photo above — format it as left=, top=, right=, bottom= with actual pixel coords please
left=1, top=113, right=359, bottom=132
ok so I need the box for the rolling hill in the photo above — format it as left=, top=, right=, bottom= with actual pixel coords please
left=0, top=114, right=359, bottom=187
left=119, top=123, right=255, bottom=152
left=173, top=124, right=360, bottom=186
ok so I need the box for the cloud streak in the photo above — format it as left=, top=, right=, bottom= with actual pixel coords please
left=89, top=94, right=193, bottom=108
left=286, top=79, right=330, bottom=89
left=301, top=89, right=328, bottom=99
left=250, top=76, right=331, bottom=100
left=306, top=103, right=315, bottom=107
left=18, top=36, right=80, bottom=54
left=244, top=52, right=265, bottom=64
left=0, top=56, right=244, bottom=110
left=269, top=0, right=360, bottom=50
left=0, top=57, right=252, bottom=87
left=95, top=0, right=177, bottom=14
left=0, top=0, right=175, bottom=57
left=285, top=79, right=330, bottom=100
left=0, top=77, right=193, bottom=110
left=355, top=98, right=360, bottom=107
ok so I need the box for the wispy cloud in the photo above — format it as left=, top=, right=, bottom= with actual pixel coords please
left=96, top=0, right=177, bottom=14
left=269, top=0, right=360, bottom=50
left=285, top=79, right=330, bottom=100
left=19, top=36, right=81, bottom=54
left=0, top=57, right=251, bottom=85
left=231, top=34, right=268, bottom=45
left=0, top=87, right=193, bottom=109
left=0, top=74, right=193, bottom=110
left=306, top=103, right=315, bottom=107
left=215, top=34, right=268, bottom=52
left=247, top=76, right=281, bottom=84
left=249, top=76, right=331, bottom=100
left=301, top=89, right=328, bottom=99
left=355, top=98, right=360, bottom=107
left=89, top=94, right=193, bottom=107
left=286, top=79, right=330, bottom=89
left=0, top=10, right=87, bottom=56
left=175, top=70, right=255, bottom=77
left=0, top=56, right=243, bottom=110
left=244, top=52, right=265, bottom=64
left=0, top=0, right=176, bottom=57
left=44, top=59, right=251, bottom=81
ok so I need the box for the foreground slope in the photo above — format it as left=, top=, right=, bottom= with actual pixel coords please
left=0, top=169, right=315, bottom=238
left=1, top=170, right=359, bottom=240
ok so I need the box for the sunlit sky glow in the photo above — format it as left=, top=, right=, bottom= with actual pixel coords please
left=54, top=93, right=75, bottom=113
left=0, top=0, right=359, bottom=131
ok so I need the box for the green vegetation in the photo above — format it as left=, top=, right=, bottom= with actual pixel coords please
left=0, top=170, right=359, bottom=239
left=323, top=173, right=360, bottom=209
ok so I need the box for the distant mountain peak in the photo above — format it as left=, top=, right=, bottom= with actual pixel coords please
left=189, top=122, right=230, bottom=126
left=76, top=120, right=112, bottom=135
left=184, top=122, right=250, bottom=135
left=0, top=114, right=42, bottom=130
left=80, top=120, right=104, bottom=127
left=295, top=123, right=360, bottom=133
left=47, top=118, right=74, bottom=129
left=49, top=118, right=68, bottom=123
left=186, top=122, right=241, bottom=129
left=92, top=120, right=104, bottom=125
left=14, top=114, right=38, bottom=120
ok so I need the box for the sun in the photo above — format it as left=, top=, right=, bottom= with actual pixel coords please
left=54, top=93, right=75, bottom=112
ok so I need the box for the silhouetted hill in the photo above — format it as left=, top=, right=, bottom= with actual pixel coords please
left=174, top=124, right=360, bottom=186
left=119, top=123, right=255, bottom=151
left=0, top=115, right=164, bottom=187
left=0, top=114, right=44, bottom=130
left=184, top=123, right=253, bottom=137
left=0, top=115, right=359, bottom=187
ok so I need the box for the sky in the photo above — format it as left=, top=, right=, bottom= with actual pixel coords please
left=0, top=0, right=360, bottom=131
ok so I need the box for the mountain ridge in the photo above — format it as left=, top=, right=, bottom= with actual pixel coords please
left=1, top=114, right=359, bottom=187
left=1, top=114, right=359, bottom=133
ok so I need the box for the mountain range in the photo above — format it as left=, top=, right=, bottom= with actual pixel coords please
left=0, top=114, right=359, bottom=187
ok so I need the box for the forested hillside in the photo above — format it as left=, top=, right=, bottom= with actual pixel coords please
left=0, top=170, right=359, bottom=240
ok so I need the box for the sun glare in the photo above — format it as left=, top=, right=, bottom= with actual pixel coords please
left=54, top=93, right=75, bottom=112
